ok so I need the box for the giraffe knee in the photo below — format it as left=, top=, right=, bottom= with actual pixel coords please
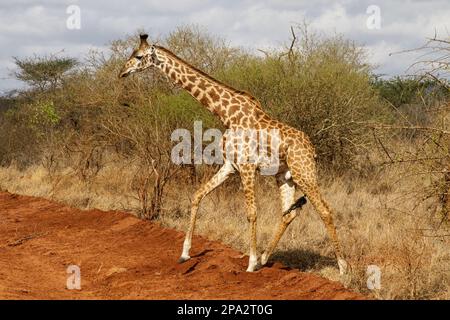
left=246, top=212, right=257, bottom=223
left=191, top=201, right=199, bottom=210
left=321, top=209, right=335, bottom=223
left=282, top=211, right=296, bottom=224
left=192, top=192, right=205, bottom=207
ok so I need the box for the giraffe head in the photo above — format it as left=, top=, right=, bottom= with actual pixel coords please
left=119, top=34, right=160, bottom=78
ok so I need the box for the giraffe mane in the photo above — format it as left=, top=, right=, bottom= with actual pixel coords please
left=155, top=45, right=263, bottom=109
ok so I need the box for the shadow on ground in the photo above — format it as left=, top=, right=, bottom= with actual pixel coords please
left=268, top=249, right=336, bottom=271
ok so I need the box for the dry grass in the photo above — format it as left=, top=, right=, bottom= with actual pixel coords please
left=0, top=162, right=448, bottom=300
left=0, top=163, right=137, bottom=212
left=162, top=169, right=449, bottom=300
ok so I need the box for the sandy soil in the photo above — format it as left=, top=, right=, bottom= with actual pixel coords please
left=0, top=192, right=364, bottom=300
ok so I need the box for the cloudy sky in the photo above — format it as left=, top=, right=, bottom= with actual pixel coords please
left=1, top=0, right=449, bottom=93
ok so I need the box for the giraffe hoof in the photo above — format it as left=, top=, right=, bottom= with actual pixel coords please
left=178, top=256, right=191, bottom=264
left=246, top=255, right=260, bottom=272
left=247, top=263, right=263, bottom=272
left=338, top=258, right=349, bottom=275
left=246, top=266, right=256, bottom=272
left=261, top=253, right=269, bottom=266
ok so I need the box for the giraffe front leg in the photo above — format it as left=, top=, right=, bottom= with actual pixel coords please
left=246, top=210, right=258, bottom=272
left=178, top=202, right=198, bottom=263
left=240, top=166, right=259, bottom=272
left=179, top=161, right=235, bottom=263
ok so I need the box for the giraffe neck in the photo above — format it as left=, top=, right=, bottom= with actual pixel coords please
left=153, top=46, right=263, bottom=128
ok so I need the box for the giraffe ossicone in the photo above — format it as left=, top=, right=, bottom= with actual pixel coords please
left=119, top=34, right=349, bottom=276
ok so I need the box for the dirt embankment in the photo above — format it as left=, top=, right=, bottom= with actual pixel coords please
left=0, top=192, right=364, bottom=299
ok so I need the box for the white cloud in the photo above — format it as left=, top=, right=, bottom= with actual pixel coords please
left=310, top=4, right=355, bottom=34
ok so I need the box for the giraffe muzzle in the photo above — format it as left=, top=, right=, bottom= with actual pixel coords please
left=119, top=70, right=130, bottom=78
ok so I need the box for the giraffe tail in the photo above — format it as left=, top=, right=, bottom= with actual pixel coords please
left=283, top=196, right=307, bottom=216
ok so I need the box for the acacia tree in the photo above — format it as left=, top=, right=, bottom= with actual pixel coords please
left=13, top=54, right=77, bottom=91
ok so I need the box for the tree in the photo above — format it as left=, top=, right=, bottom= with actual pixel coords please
left=13, top=54, right=77, bottom=91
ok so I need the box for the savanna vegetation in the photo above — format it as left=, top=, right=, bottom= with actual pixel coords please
left=0, top=25, right=448, bottom=299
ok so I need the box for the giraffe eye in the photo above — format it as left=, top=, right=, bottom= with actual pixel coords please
left=135, top=55, right=143, bottom=60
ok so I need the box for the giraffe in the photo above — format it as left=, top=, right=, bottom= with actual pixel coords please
left=119, top=34, right=348, bottom=274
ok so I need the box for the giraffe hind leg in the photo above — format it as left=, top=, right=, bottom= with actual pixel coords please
left=287, top=151, right=348, bottom=275
left=299, top=185, right=348, bottom=275
left=261, top=172, right=298, bottom=266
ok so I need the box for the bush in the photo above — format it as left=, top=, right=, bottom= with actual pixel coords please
left=219, top=29, right=390, bottom=172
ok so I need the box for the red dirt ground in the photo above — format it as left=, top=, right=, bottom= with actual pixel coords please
left=0, top=192, right=364, bottom=300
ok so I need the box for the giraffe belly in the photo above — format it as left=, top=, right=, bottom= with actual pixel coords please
left=219, top=127, right=290, bottom=176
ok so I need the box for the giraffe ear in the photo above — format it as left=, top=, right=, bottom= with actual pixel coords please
left=140, top=34, right=149, bottom=41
